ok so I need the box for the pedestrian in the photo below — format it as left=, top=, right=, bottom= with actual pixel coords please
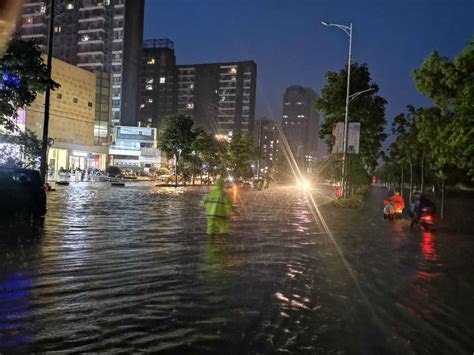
left=74, top=168, right=81, bottom=183
left=201, top=177, right=234, bottom=235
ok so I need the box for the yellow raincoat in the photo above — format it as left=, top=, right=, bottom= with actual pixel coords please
left=202, top=178, right=233, bottom=234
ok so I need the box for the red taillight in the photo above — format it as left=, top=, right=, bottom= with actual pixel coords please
left=422, top=215, right=433, bottom=222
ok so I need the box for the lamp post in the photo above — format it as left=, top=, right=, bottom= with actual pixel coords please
left=40, top=0, right=56, bottom=183
left=175, top=148, right=181, bottom=187
left=322, top=20, right=352, bottom=198
left=191, top=150, right=196, bottom=186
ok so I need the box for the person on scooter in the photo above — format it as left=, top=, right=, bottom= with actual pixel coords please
left=384, top=191, right=405, bottom=218
left=410, top=192, right=435, bottom=227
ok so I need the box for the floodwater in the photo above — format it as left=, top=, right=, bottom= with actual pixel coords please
left=0, top=183, right=473, bottom=353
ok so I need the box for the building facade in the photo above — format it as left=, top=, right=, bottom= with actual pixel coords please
left=176, top=61, right=257, bottom=136
left=109, top=125, right=164, bottom=168
left=138, top=38, right=177, bottom=129
left=17, top=0, right=144, bottom=127
left=255, top=118, right=281, bottom=174
left=281, top=85, right=320, bottom=165
left=24, top=57, right=108, bottom=177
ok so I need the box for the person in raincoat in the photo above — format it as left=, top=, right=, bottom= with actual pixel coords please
left=202, top=177, right=233, bottom=235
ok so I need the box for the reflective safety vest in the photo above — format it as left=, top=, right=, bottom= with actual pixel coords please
left=202, top=189, right=232, bottom=219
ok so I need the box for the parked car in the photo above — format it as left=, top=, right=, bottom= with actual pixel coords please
left=0, top=167, right=47, bottom=218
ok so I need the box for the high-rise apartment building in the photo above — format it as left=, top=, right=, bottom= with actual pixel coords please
left=137, top=38, right=257, bottom=134
left=176, top=61, right=256, bottom=135
left=17, top=0, right=144, bottom=127
left=255, top=118, right=281, bottom=173
left=138, top=38, right=177, bottom=128
left=281, top=85, right=320, bottom=164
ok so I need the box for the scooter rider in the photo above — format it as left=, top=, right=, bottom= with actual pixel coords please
left=410, top=191, right=435, bottom=227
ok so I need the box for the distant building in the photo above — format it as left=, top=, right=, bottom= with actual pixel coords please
left=177, top=61, right=257, bottom=136
left=138, top=39, right=178, bottom=129
left=24, top=57, right=108, bottom=175
left=16, top=0, right=145, bottom=127
left=137, top=38, right=257, bottom=135
left=281, top=86, right=320, bottom=166
left=255, top=118, right=281, bottom=174
left=109, top=126, right=164, bottom=168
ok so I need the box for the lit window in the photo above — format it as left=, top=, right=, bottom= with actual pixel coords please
left=54, top=26, right=61, bottom=33
left=285, top=121, right=288, bottom=125
left=66, top=3, right=74, bottom=10
left=145, top=78, right=154, bottom=84
left=284, top=102, right=290, bottom=105
left=40, top=4, right=47, bottom=13
left=297, top=114, right=305, bottom=118
left=81, top=34, right=90, bottom=41
left=296, top=102, right=303, bottom=105
left=145, top=85, right=153, bottom=91
left=189, top=83, right=194, bottom=89
left=282, top=115, right=288, bottom=118
left=229, top=68, right=237, bottom=75
left=26, top=17, right=33, bottom=24
left=147, top=58, right=155, bottom=65
left=159, top=77, right=166, bottom=84
left=186, top=103, right=194, bottom=109
left=140, top=104, right=145, bottom=109
left=147, top=98, right=153, bottom=103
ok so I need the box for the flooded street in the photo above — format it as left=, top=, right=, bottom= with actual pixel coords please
left=1, top=184, right=473, bottom=354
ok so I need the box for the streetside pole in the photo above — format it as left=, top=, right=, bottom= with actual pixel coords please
left=40, top=0, right=55, bottom=183
left=256, top=119, right=262, bottom=180
left=341, top=23, right=352, bottom=198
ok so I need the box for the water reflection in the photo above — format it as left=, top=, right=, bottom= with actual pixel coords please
left=420, top=231, right=438, bottom=261
left=0, top=272, right=34, bottom=349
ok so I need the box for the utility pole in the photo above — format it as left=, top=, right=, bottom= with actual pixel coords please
left=256, top=119, right=263, bottom=180
left=40, top=0, right=55, bottom=183
left=321, top=21, right=353, bottom=198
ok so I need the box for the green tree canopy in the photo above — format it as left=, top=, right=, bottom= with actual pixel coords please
left=225, top=132, right=258, bottom=179
left=158, top=114, right=196, bottom=159
left=412, top=40, right=474, bottom=176
left=0, top=38, right=59, bottom=167
left=315, top=62, right=387, bottom=172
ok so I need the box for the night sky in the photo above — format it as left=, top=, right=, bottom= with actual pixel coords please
left=144, top=0, right=473, bottom=134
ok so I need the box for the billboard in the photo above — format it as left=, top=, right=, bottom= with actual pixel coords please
left=347, top=122, right=361, bottom=154
left=331, top=122, right=344, bottom=154
left=331, top=122, right=361, bottom=154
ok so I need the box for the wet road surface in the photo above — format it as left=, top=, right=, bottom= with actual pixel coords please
left=0, top=184, right=473, bottom=353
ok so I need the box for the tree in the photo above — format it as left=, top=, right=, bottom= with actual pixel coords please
left=0, top=38, right=59, bottom=168
left=389, top=105, right=426, bottom=199
left=159, top=114, right=196, bottom=158
left=225, top=132, right=258, bottom=179
left=415, top=108, right=458, bottom=218
left=315, top=62, right=387, bottom=173
left=412, top=40, right=474, bottom=177
left=159, top=114, right=196, bottom=185
left=189, top=128, right=226, bottom=183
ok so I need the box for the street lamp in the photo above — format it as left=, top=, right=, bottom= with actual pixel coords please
left=191, top=150, right=196, bottom=186
left=349, top=88, right=374, bottom=103
left=175, top=148, right=182, bottom=187
left=322, top=20, right=352, bottom=198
